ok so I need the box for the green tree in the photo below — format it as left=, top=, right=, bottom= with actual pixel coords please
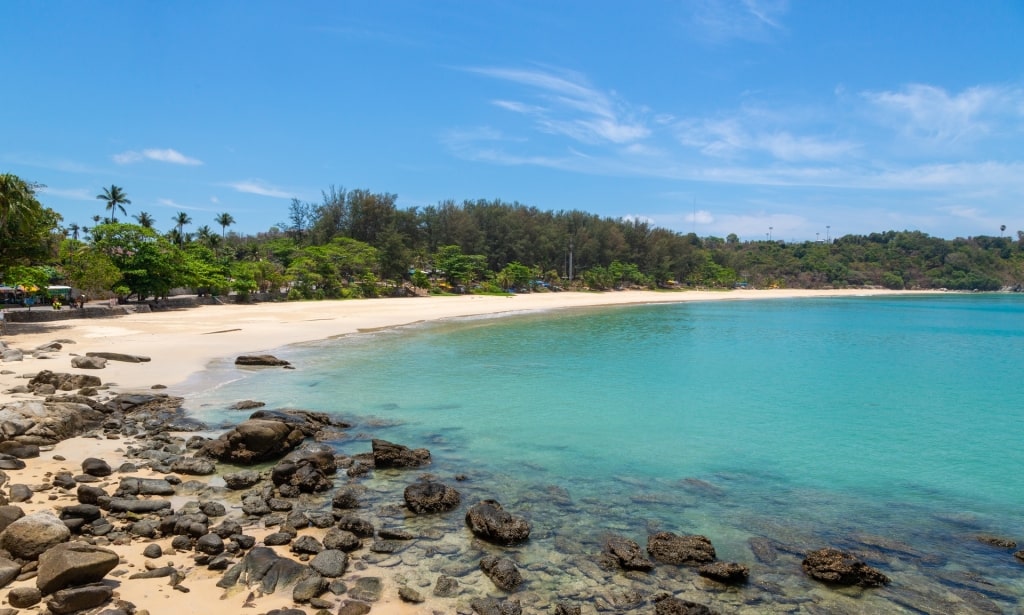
left=172, top=211, right=192, bottom=244
left=90, top=222, right=182, bottom=300
left=0, top=174, right=62, bottom=278
left=96, top=185, right=131, bottom=222
left=134, top=211, right=155, bottom=229
left=215, top=212, right=235, bottom=237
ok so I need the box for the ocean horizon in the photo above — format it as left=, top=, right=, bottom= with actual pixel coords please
left=183, top=293, right=1024, bottom=612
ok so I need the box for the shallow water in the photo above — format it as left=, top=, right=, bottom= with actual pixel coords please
left=184, top=295, right=1024, bottom=612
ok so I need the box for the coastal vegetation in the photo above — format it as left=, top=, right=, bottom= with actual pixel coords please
left=2, top=172, right=1023, bottom=300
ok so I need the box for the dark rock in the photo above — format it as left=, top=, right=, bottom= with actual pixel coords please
left=0, top=511, right=71, bottom=559
left=0, top=455, right=26, bottom=470
left=71, top=355, right=108, bottom=369
left=470, top=597, right=522, bottom=615
left=292, top=571, right=325, bottom=603
left=199, top=419, right=305, bottom=464
left=196, top=533, right=225, bottom=555
left=223, top=469, right=262, bottom=490
left=171, top=535, right=192, bottom=551
left=0, top=556, right=20, bottom=588
left=323, top=528, right=361, bottom=552
left=230, top=400, right=266, bottom=410
left=348, top=576, right=383, bottom=602
left=378, top=527, right=414, bottom=540
left=46, top=584, right=114, bottom=614
left=290, top=535, right=324, bottom=555
left=1015, top=549, right=1024, bottom=562
left=398, top=586, right=425, bottom=603
left=480, top=554, right=523, bottom=591
left=8, top=585, right=42, bottom=607
left=404, top=480, right=461, bottom=514
left=235, top=355, right=291, bottom=366
left=801, top=547, right=890, bottom=587
left=652, top=594, right=718, bottom=615
left=81, top=457, right=112, bottom=477
left=604, top=535, right=654, bottom=571
left=0, top=505, right=25, bottom=532
left=310, top=549, right=348, bottom=578
left=336, top=514, right=376, bottom=538
left=170, top=457, right=216, bottom=475
left=332, top=486, right=361, bottom=509
left=217, top=546, right=310, bottom=594
left=698, top=561, right=750, bottom=583
left=647, top=532, right=716, bottom=564
left=554, top=603, right=582, bottom=615
left=85, top=351, right=150, bottom=363
left=231, top=534, right=256, bottom=550
left=271, top=445, right=336, bottom=494
left=8, top=483, right=32, bottom=502
left=59, top=504, right=102, bottom=523
left=371, top=438, right=430, bottom=468
left=129, top=566, right=176, bottom=579
left=977, top=535, right=1017, bottom=549
left=0, top=441, right=40, bottom=458
left=433, top=574, right=459, bottom=597
left=200, top=501, right=226, bottom=517
left=52, top=471, right=76, bottom=489
left=77, top=484, right=107, bottom=505
left=143, top=544, right=163, bottom=559
left=264, top=532, right=293, bottom=546
left=465, top=499, right=530, bottom=545
left=337, top=602, right=372, bottom=615
left=36, top=542, right=119, bottom=594
left=108, top=498, right=172, bottom=513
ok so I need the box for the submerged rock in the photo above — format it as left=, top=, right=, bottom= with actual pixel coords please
left=647, top=532, right=716, bottom=565
left=603, top=535, right=654, bottom=571
left=371, top=439, right=431, bottom=469
left=465, top=500, right=530, bottom=545
left=404, top=480, right=460, bottom=514
left=802, top=547, right=890, bottom=587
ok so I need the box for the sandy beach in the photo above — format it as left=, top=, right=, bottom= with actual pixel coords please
left=0, top=288, right=926, bottom=614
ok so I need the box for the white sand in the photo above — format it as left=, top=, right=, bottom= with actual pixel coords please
left=0, top=288, right=932, bottom=614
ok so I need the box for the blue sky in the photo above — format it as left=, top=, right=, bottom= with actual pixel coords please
left=3, top=1, right=1023, bottom=241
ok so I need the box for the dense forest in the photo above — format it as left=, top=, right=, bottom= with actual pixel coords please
left=3, top=172, right=1023, bottom=303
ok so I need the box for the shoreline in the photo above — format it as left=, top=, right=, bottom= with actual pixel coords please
left=0, top=289, right=949, bottom=615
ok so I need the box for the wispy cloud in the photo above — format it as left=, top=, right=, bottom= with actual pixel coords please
left=689, top=0, right=790, bottom=43
left=224, top=180, right=295, bottom=199
left=156, top=198, right=211, bottom=212
left=675, top=117, right=859, bottom=161
left=113, top=148, right=203, bottom=166
left=37, top=186, right=94, bottom=200
left=862, top=84, right=1024, bottom=146
left=464, top=66, right=650, bottom=145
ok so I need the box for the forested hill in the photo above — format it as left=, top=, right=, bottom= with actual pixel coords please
left=3, top=174, right=1023, bottom=298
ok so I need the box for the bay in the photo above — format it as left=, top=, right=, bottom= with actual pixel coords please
left=185, top=294, right=1024, bottom=612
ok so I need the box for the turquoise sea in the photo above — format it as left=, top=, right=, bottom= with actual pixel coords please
left=185, top=294, right=1024, bottom=612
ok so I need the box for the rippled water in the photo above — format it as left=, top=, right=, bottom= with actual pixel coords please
left=184, top=294, right=1024, bottom=612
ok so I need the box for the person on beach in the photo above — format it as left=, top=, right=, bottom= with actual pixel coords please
left=0, top=307, right=5, bottom=335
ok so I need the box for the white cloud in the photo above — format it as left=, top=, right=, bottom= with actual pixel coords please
left=113, top=148, right=203, bottom=165
left=224, top=180, right=295, bottom=199
left=862, top=84, right=1024, bottom=145
left=37, top=186, right=93, bottom=200
left=466, top=66, right=650, bottom=145
left=689, top=0, right=789, bottom=43
left=675, top=116, right=858, bottom=162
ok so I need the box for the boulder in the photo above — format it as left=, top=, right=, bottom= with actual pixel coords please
left=217, top=546, right=310, bottom=594
left=200, top=419, right=305, bottom=464
left=170, top=456, right=217, bottom=475
left=36, top=542, right=119, bottom=594
left=480, top=555, right=523, bottom=591
left=230, top=400, right=266, bottom=410
left=604, top=535, right=654, bottom=571
left=0, top=504, right=25, bottom=532
left=81, top=457, right=112, bottom=477
left=108, top=498, right=172, bottom=514
left=71, top=356, right=107, bottom=369
left=404, top=480, right=461, bottom=514
left=116, top=477, right=175, bottom=496
left=29, top=371, right=102, bottom=391
left=801, top=547, right=890, bottom=587
left=310, top=549, right=348, bottom=578
left=8, top=585, right=42, bottom=607
left=0, top=555, right=20, bottom=588
left=652, top=595, right=718, bottom=615
left=433, top=574, right=459, bottom=597
left=235, top=354, right=291, bottom=366
left=0, top=511, right=71, bottom=559
left=647, top=532, right=716, bottom=565
left=271, top=444, right=337, bottom=494
left=85, top=351, right=151, bottom=363
left=46, top=584, right=114, bottom=614
left=470, top=597, right=522, bottom=615
left=223, top=469, right=262, bottom=490
left=465, top=500, right=530, bottom=545
left=371, top=439, right=430, bottom=468
left=697, top=561, right=749, bottom=583
left=0, top=440, right=40, bottom=458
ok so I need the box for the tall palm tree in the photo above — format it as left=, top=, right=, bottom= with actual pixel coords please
left=134, top=211, right=155, bottom=229
left=67, top=223, right=81, bottom=240
left=214, top=212, right=235, bottom=237
left=96, top=185, right=131, bottom=223
left=172, top=211, right=192, bottom=245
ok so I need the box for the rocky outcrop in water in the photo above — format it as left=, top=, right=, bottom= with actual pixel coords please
left=801, top=547, right=890, bottom=587
left=199, top=410, right=347, bottom=464
left=602, top=535, right=654, bottom=571
left=235, top=354, right=291, bottom=366
left=403, top=480, right=460, bottom=514
left=647, top=532, right=716, bottom=564
left=371, top=438, right=431, bottom=468
left=465, top=499, right=531, bottom=545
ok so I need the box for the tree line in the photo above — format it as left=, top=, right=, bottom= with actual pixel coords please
left=3, top=172, right=1024, bottom=302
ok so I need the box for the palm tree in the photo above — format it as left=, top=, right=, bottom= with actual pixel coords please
left=67, top=223, right=81, bottom=241
left=214, top=212, right=235, bottom=237
left=172, top=211, right=192, bottom=245
left=96, top=185, right=131, bottom=223
left=134, top=211, right=155, bottom=229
